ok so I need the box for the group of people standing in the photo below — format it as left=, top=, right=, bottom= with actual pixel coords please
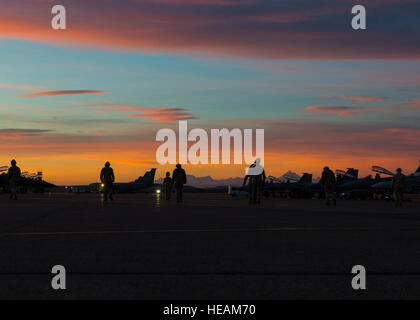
left=162, top=163, right=187, bottom=203
left=5, top=159, right=408, bottom=207
left=320, top=166, right=406, bottom=207
left=100, top=162, right=187, bottom=203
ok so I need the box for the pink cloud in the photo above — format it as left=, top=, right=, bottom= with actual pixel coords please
left=107, top=105, right=198, bottom=123
left=19, top=90, right=108, bottom=98
left=143, top=0, right=254, bottom=5
left=301, top=106, right=361, bottom=117
left=128, top=107, right=198, bottom=122
left=71, top=101, right=198, bottom=123
left=321, top=95, right=387, bottom=102
left=404, top=98, right=420, bottom=109
left=339, top=96, right=386, bottom=102
left=321, top=94, right=387, bottom=101
left=0, top=0, right=418, bottom=60
left=0, top=128, right=52, bottom=138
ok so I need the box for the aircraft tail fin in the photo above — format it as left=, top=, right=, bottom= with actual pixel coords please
left=136, top=168, right=156, bottom=186
left=298, top=173, right=312, bottom=185
left=336, top=169, right=354, bottom=179
left=346, top=168, right=358, bottom=180
left=336, top=169, right=357, bottom=183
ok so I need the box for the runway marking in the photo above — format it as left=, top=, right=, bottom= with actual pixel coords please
left=2, top=226, right=420, bottom=237
left=1, top=271, right=420, bottom=276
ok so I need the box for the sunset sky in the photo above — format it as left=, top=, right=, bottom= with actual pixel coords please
left=0, top=0, right=419, bottom=185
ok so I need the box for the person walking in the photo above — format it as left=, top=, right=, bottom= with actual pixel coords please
left=8, top=159, right=21, bottom=200
left=100, top=161, right=115, bottom=201
left=172, top=164, right=187, bottom=203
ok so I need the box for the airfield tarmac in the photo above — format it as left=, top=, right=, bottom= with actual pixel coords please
left=0, top=192, right=420, bottom=299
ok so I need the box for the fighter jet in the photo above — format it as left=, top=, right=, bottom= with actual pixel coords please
left=0, top=166, right=8, bottom=187
left=89, top=168, right=157, bottom=193
left=266, top=168, right=381, bottom=200
left=372, top=166, right=420, bottom=195
left=263, top=172, right=315, bottom=198
left=335, top=168, right=358, bottom=184
left=227, top=185, right=248, bottom=197
left=0, top=167, right=54, bottom=193
left=333, top=167, right=394, bottom=199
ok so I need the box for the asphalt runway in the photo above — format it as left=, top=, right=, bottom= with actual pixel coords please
left=0, top=192, right=420, bottom=299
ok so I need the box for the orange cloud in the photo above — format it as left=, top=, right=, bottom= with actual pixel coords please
left=19, top=90, right=108, bottom=98
left=1, top=118, right=420, bottom=185
left=0, top=83, right=46, bottom=91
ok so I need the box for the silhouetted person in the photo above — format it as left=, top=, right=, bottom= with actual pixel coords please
left=8, top=159, right=21, bottom=200
left=100, top=161, right=115, bottom=201
left=163, top=172, right=172, bottom=200
left=173, top=164, right=186, bottom=203
left=320, top=166, right=336, bottom=206
left=243, top=159, right=266, bottom=205
left=392, top=168, right=405, bottom=207
left=252, top=159, right=266, bottom=205
left=243, top=163, right=256, bottom=204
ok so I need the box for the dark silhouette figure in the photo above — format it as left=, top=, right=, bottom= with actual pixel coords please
left=320, top=166, right=336, bottom=206
left=243, top=159, right=266, bottom=205
left=163, top=172, right=172, bottom=200
left=392, top=168, right=406, bottom=207
left=100, top=161, right=115, bottom=201
left=8, top=159, right=21, bottom=200
left=172, top=164, right=186, bottom=203
left=243, top=163, right=255, bottom=204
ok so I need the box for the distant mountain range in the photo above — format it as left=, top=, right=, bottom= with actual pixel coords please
left=155, top=171, right=319, bottom=187
left=276, top=171, right=301, bottom=182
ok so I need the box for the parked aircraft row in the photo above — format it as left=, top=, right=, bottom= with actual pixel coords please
left=2, top=163, right=420, bottom=199
left=264, top=166, right=420, bottom=199
left=65, top=169, right=158, bottom=193
left=0, top=166, right=55, bottom=193
left=228, top=165, right=420, bottom=200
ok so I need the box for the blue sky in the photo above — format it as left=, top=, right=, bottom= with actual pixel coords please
left=0, top=0, right=419, bottom=184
